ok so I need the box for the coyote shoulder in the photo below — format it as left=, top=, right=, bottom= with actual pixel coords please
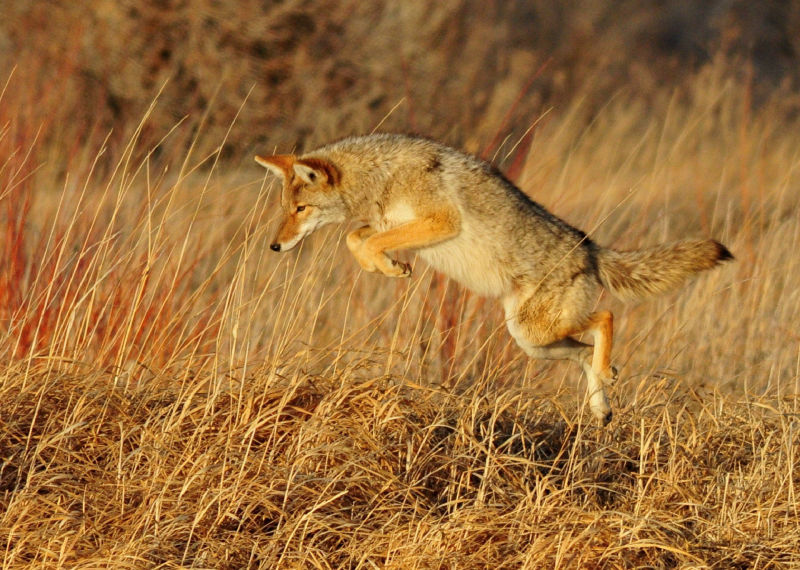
left=256, top=133, right=732, bottom=424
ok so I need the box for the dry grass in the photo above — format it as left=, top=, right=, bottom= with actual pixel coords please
left=3, top=366, right=798, bottom=568
left=2, top=28, right=800, bottom=570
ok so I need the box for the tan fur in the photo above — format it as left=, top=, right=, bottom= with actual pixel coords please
left=256, top=133, right=733, bottom=424
left=597, top=239, right=732, bottom=301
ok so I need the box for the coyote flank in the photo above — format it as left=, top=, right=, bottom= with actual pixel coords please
left=256, top=133, right=732, bottom=424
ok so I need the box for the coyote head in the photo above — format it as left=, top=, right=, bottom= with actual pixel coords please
left=255, top=154, right=347, bottom=252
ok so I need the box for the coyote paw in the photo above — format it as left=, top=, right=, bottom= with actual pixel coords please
left=597, top=365, right=618, bottom=384
left=590, top=396, right=613, bottom=426
left=384, top=259, right=412, bottom=278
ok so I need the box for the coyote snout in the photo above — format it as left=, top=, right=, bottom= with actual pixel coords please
left=256, top=133, right=733, bottom=425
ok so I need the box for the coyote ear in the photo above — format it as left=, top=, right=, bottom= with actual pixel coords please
left=255, top=154, right=296, bottom=180
left=293, top=158, right=340, bottom=186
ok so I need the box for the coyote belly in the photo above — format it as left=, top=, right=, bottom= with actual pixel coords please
left=256, top=133, right=733, bottom=424
left=416, top=223, right=515, bottom=297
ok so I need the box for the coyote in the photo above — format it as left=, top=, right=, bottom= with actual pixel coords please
left=256, top=133, right=732, bottom=424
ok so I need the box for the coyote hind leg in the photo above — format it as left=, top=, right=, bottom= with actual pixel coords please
left=513, top=335, right=613, bottom=425
left=574, top=310, right=617, bottom=424
left=505, top=296, right=616, bottom=425
left=582, top=310, right=617, bottom=383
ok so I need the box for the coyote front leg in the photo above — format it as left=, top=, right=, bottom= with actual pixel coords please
left=346, top=214, right=459, bottom=278
left=347, top=225, right=411, bottom=276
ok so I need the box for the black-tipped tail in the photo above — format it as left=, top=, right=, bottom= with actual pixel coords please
left=597, top=238, right=733, bottom=302
left=715, top=240, right=734, bottom=262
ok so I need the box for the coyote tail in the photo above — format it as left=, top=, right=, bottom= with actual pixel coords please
left=596, top=239, right=733, bottom=301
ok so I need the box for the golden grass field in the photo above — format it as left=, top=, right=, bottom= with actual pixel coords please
left=2, top=8, right=800, bottom=567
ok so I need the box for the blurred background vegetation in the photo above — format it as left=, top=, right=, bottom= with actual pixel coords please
left=3, top=0, right=799, bottom=160
left=2, top=4, right=800, bottom=566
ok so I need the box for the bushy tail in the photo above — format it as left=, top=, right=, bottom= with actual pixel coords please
left=597, top=239, right=733, bottom=301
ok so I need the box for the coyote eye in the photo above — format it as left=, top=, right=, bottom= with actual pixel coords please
left=296, top=205, right=306, bottom=212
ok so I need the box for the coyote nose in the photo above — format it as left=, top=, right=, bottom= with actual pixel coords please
left=270, top=243, right=281, bottom=252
